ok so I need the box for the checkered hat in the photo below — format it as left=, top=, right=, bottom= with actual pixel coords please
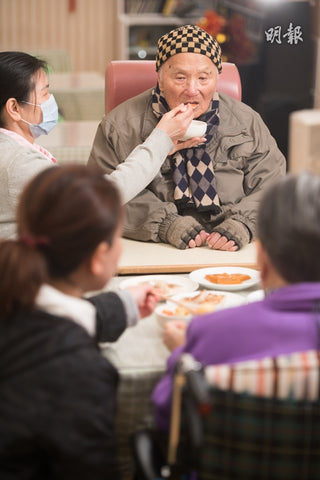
left=156, top=24, right=222, bottom=73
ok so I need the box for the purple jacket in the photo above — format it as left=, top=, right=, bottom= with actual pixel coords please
left=152, top=283, right=320, bottom=430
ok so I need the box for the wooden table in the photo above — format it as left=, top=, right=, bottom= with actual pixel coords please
left=117, top=238, right=258, bottom=274
left=49, top=71, right=105, bottom=121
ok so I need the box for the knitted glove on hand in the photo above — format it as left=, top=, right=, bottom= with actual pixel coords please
left=165, top=215, right=204, bottom=250
left=211, top=218, right=251, bottom=249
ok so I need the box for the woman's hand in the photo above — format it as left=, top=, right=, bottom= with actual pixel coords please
left=162, top=320, right=187, bottom=351
left=170, top=135, right=206, bottom=155
left=125, top=284, right=159, bottom=318
left=156, top=103, right=206, bottom=154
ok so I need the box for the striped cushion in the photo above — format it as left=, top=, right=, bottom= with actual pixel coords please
left=179, top=351, right=320, bottom=480
left=205, top=350, right=320, bottom=400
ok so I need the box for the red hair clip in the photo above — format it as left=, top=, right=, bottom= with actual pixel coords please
left=19, top=234, right=49, bottom=249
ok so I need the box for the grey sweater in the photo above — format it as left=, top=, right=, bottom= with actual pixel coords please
left=0, top=131, right=53, bottom=239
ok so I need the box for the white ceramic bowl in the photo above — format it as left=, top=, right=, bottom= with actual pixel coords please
left=180, top=120, right=207, bottom=140
left=155, top=304, right=192, bottom=328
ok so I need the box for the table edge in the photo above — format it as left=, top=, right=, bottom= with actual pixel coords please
left=117, top=262, right=258, bottom=275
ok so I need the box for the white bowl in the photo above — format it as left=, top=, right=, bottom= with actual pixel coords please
left=180, top=120, right=207, bottom=141
left=155, top=304, right=192, bottom=328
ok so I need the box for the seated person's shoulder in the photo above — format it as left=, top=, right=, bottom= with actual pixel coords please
left=219, top=92, right=257, bottom=116
left=104, top=87, right=153, bottom=125
left=219, top=92, right=267, bottom=131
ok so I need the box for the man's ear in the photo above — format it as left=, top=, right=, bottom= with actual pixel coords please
left=89, top=241, right=109, bottom=276
left=157, top=71, right=164, bottom=92
left=5, top=98, right=22, bottom=121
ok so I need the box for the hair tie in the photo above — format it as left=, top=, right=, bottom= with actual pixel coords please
left=19, top=234, right=49, bottom=249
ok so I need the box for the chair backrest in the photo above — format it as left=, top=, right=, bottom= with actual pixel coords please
left=177, top=350, right=320, bottom=480
left=105, top=60, right=242, bottom=113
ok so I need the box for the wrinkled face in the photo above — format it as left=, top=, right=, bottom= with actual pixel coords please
left=157, top=52, right=218, bottom=118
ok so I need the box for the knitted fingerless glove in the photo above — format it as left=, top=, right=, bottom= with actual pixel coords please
left=159, top=213, right=203, bottom=250
left=212, top=218, right=251, bottom=249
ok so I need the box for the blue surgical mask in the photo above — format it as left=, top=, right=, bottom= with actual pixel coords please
left=21, top=94, right=58, bottom=138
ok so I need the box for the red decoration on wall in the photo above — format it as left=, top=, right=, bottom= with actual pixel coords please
left=69, top=0, right=76, bottom=13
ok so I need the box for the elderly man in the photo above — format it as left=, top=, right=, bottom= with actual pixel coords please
left=88, top=25, right=286, bottom=251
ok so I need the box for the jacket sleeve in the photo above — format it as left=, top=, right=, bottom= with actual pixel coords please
left=88, top=291, right=127, bottom=342
left=109, top=128, right=173, bottom=204
left=88, top=114, right=181, bottom=243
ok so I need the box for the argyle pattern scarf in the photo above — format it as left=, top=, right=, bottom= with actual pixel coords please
left=152, top=84, right=221, bottom=214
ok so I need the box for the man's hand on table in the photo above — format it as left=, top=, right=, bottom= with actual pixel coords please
left=163, top=321, right=187, bottom=351
left=207, top=232, right=239, bottom=251
left=186, top=230, right=238, bottom=251
left=187, top=230, right=209, bottom=249
left=126, top=284, right=159, bottom=319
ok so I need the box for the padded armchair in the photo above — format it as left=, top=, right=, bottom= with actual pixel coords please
left=105, top=60, right=242, bottom=113
left=133, top=350, right=320, bottom=480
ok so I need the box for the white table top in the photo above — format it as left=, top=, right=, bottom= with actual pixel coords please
left=100, top=272, right=261, bottom=373
left=117, top=238, right=258, bottom=274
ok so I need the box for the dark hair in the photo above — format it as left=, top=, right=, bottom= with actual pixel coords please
left=0, top=164, right=123, bottom=316
left=0, top=51, right=48, bottom=127
left=257, top=171, right=320, bottom=283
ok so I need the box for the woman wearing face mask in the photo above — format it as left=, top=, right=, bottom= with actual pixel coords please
left=0, top=51, right=59, bottom=239
left=0, top=51, right=198, bottom=239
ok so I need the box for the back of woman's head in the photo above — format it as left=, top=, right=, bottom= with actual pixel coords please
left=0, top=51, right=48, bottom=126
left=0, top=164, right=123, bottom=316
left=257, top=171, right=320, bottom=283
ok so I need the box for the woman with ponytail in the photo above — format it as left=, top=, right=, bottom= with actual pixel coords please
left=0, top=164, right=158, bottom=479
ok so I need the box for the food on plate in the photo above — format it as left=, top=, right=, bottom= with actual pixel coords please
left=162, top=306, right=190, bottom=317
left=164, top=291, right=226, bottom=317
left=204, top=272, right=251, bottom=285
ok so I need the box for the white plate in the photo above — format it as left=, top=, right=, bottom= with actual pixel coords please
left=155, top=289, right=245, bottom=327
left=189, top=267, right=261, bottom=291
left=119, top=274, right=198, bottom=296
